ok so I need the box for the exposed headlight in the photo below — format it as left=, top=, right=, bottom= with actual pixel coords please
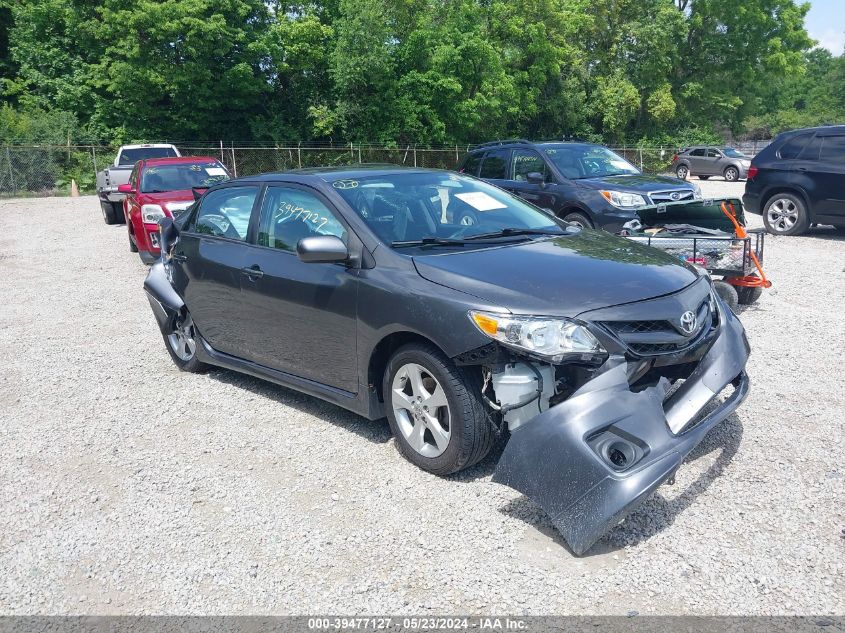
left=469, top=311, right=606, bottom=362
left=141, top=204, right=165, bottom=224
left=691, top=183, right=702, bottom=199
left=599, top=190, right=646, bottom=209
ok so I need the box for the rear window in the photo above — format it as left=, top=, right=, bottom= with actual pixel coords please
left=118, top=147, right=179, bottom=166
left=461, top=153, right=483, bottom=176
left=777, top=133, right=812, bottom=160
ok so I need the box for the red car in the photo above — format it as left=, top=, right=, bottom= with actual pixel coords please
left=118, top=157, right=230, bottom=262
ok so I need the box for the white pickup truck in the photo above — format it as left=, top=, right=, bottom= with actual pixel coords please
left=96, top=144, right=180, bottom=224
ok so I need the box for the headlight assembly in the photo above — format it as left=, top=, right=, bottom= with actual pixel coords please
left=469, top=311, right=606, bottom=363
left=598, top=190, right=646, bottom=209
left=141, top=204, right=166, bottom=224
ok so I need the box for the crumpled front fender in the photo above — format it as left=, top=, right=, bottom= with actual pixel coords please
left=492, top=307, right=750, bottom=555
left=143, top=261, right=184, bottom=333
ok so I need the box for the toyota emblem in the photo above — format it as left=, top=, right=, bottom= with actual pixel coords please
left=679, top=310, right=697, bottom=335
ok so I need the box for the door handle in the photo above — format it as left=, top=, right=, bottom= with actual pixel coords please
left=172, top=253, right=188, bottom=262
left=241, top=265, right=264, bottom=280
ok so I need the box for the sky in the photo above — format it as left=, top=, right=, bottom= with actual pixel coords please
left=805, top=0, right=845, bottom=55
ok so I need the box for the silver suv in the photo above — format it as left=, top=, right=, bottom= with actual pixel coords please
left=673, top=146, right=751, bottom=182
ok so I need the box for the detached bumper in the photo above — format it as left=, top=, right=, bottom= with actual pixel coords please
left=492, top=306, right=750, bottom=555
left=143, top=261, right=184, bottom=331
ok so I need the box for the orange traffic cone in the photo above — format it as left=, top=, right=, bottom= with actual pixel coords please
left=70, top=179, right=80, bottom=197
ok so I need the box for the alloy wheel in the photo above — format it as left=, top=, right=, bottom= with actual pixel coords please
left=725, top=167, right=738, bottom=182
left=391, top=363, right=451, bottom=458
left=766, top=198, right=800, bottom=233
left=676, top=166, right=688, bottom=180
left=167, top=313, right=197, bottom=361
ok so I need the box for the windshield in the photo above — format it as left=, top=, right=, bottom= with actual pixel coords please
left=141, top=162, right=229, bottom=193
left=543, top=145, right=639, bottom=179
left=119, top=147, right=179, bottom=166
left=722, top=148, right=747, bottom=158
left=331, top=172, right=566, bottom=247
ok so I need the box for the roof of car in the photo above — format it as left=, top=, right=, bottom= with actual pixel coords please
left=468, top=140, right=600, bottom=153
left=141, top=156, right=219, bottom=168
left=227, top=164, right=435, bottom=183
left=783, top=124, right=845, bottom=135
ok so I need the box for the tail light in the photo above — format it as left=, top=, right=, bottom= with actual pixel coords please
left=672, top=154, right=678, bottom=162
left=747, top=166, right=758, bottom=180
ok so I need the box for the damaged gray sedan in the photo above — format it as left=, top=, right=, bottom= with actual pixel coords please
left=144, top=166, right=750, bottom=555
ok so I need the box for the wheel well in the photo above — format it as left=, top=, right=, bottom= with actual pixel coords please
left=367, top=331, right=445, bottom=402
left=558, top=207, right=595, bottom=227
left=761, top=187, right=811, bottom=218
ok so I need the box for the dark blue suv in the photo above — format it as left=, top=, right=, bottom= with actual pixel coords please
left=460, top=139, right=700, bottom=231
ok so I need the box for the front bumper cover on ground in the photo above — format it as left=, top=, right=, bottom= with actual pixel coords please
left=492, top=305, right=750, bottom=555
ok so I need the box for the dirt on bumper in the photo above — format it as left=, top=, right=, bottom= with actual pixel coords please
left=492, top=305, right=750, bottom=555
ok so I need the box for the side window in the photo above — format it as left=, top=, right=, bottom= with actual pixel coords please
left=778, top=133, right=812, bottom=160
left=706, top=149, right=721, bottom=158
left=819, top=136, right=845, bottom=164
left=799, top=135, right=822, bottom=161
left=258, top=186, right=347, bottom=252
left=689, top=148, right=706, bottom=157
left=511, top=150, right=547, bottom=181
left=192, top=186, right=258, bottom=241
left=461, top=153, right=483, bottom=176
left=479, top=150, right=509, bottom=179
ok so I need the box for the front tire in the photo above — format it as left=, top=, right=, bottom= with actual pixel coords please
left=562, top=211, right=593, bottom=229
left=724, top=166, right=739, bottom=182
left=384, top=343, right=493, bottom=475
left=763, top=193, right=809, bottom=236
left=128, top=230, right=138, bottom=252
left=163, top=310, right=206, bottom=373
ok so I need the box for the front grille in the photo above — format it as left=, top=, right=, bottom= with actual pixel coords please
left=600, top=297, right=717, bottom=356
left=648, top=189, right=695, bottom=204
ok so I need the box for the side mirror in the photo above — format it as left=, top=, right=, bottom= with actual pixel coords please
left=118, top=183, right=135, bottom=194
left=296, top=235, right=349, bottom=264
left=526, top=172, right=545, bottom=186
left=158, top=216, right=180, bottom=257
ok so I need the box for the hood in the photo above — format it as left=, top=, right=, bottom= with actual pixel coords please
left=412, top=231, right=700, bottom=317
left=576, top=174, right=692, bottom=193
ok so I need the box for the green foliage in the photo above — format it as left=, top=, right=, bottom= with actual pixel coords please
left=0, top=0, right=840, bottom=145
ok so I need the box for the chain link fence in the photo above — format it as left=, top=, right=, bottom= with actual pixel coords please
left=0, top=141, right=771, bottom=197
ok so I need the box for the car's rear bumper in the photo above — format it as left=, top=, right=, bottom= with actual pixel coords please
left=742, top=190, right=762, bottom=215
left=492, top=300, right=750, bottom=555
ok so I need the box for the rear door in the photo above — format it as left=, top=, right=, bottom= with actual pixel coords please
left=172, top=185, right=260, bottom=357
left=686, top=148, right=707, bottom=174
left=238, top=184, right=359, bottom=393
left=478, top=149, right=511, bottom=190
left=798, top=133, right=845, bottom=221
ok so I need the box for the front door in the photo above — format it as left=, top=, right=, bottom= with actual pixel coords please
left=506, top=148, right=558, bottom=211
left=174, top=185, right=260, bottom=357
left=238, top=184, right=359, bottom=393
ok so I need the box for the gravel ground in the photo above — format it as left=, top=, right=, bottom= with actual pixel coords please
left=0, top=182, right=843, bottom=615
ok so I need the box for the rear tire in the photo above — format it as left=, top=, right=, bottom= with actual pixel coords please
left=724, top=166, right=739, bottom=182
left=713, top=280, right=739, bottom=313
left=562, top=211, right=593, bottom=229
left=762, top=193, right=809, bottom=236
left=384, top=343, right=493, bottom=476
left=675, top=165, right=689, bottom=180
left=736, top=285, right=763, bottom=305
left=100, top=200, right=119, bottom=225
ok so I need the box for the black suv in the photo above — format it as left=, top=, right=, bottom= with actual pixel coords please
left=743, top=125, right=845, bottom=235
left=460, top=139, right=700, bottom=232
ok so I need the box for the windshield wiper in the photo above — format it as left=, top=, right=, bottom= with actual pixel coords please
left=391, top=237, right=467, bottom=248
left=462, top=227, right=565, bottom=241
